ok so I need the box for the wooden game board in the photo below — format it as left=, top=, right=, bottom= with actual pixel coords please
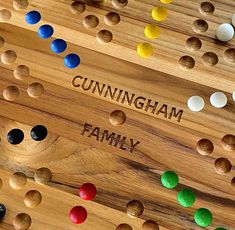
left=0, top=0, right=234, bottom=229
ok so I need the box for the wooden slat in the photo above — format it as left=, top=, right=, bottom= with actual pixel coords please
left=0, top=168, right=156, bottom=230
left=0, top=0, right=235, bottom=92
left=0, top=68, right=233, bottom=228
left=0, top=0, right=234, bottom=229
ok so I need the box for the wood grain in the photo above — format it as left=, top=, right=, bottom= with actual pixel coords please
left=0, top=0, right=234, bottom=229
left=0, top=116, right=234, bottom=229
left=0, top=0, right=235, bottom=92
left=0, top=63, right=234, bottom=228
left=0, top=168, right=156, bottom=230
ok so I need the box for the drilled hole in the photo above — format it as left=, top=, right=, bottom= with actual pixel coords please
left=83, top=15, right=99, bottom=29
left=14, top=65, right=30, bottom=80
left=221, top=134, right=235, bottom=151
left=179, top=56, right=195, bottom=70
left=34, top=167, right=52, bottom=185
left=13, top=213, right=31, bottom=230
left=142, top=220, right=159, bottom=230
left=70, top=1, right=86, bottom=14
left=214, top=157, right=232, bottom=174
left=24, top=190, right=42, bottom=208
left=224, top=48, right=235, bottom=63
left=9, top=172, right=27, bottom=190
left=109, top=110, right=126, bottom=126
left=192, top=19, right=208, bottom=33
left=0, top=9, right=12, bottom=22
left=185, top=37, right=202, bottom=51
left=199, top=2, right=215, bottom=15
left=104, top=12, right=120, bottom=26
left=13, top=0, right=29, bottom=10
left=196, top=139, right=214, bottom=155
left=3, top=86, right=20, bottom=101
left=112, top=0, right=128, bottom=9
left=116, top=224, right=133, bottom=230
left=27, top=83, right=44, bottom=98
left=202, top=52, right=218, bottom=66
left=97, top=30, right=113, bottom=43
left=1, top=50, right=17, bottom=64
left=126, top=200, right=144, bottom=218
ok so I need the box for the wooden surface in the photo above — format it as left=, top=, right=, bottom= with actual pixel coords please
left=0, top=168, right=158, bottom=230
left=0, top=0, right=234, bottom=229
left=1, top=0, right=235, bottom=92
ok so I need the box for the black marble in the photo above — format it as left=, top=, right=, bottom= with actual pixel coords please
left=31, top=125, right=48, bottom=141
left=7, top=129, right=24, bottom=145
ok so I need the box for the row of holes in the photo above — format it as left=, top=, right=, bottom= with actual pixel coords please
left=0, top=38, right=44, bottom=100
left=180, top=1, right=235, bottom=70
left=187, top=92, right=234, bottom=112
left=197, top=135, right=235, bottom=185
left=70, top=1, right=121, bottom=44
left=5, top=109, right=126, bottom=146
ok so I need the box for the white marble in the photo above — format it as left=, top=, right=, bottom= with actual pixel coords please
left=216, top=23, right=234, bottom=42
left=187, top=96, right=205, bottom=112
left=210, top=92, right=227, bottom=108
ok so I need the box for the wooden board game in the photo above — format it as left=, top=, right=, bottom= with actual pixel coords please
left=0, top=0, right=234, bottom=229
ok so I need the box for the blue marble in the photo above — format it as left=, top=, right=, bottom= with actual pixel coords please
left=51, top=39, right=67, bottom=53
left=38, top=25, right=54, bottom=39
left=64, top=54, right=80, bottom=68
left=25, top=11, right=41, bottom=24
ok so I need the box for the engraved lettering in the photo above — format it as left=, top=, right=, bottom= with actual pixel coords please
left=121, top=91, right=135, bottom=106
left=113, top=134, right=121, bottom=148
left=81, top=123, right=92, bottom=136
left=82, top=78, right=94, bottom=91
left=113, top=135, right=127, bottom=151
left=72, top=77, right=184, bottom=122
left=156, top=104, right=168, bottom=118
left=100, top=130, right=116, bottom=145
left=81, top=123, right=140, bottom=153
left=119, top=136, right=127, bottom=151
left=134, top=96, right=146, bottom=109
left=92, top=81, right=106, bottom=96
left=168, top=107, right=184, bottom=123
left=130, top=139, right=140, bottom=153
left=104, top=86, right=118, bottom=100
left=116, top=90, right=123, bottom=102
left=88, top=126, right=100, bottom=140
left=145, top=99, right=158, bottom=114
left=72, top=76, right=83, bottom=87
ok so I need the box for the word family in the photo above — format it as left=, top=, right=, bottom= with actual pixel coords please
left=81, top=123, right=140, bottom=153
